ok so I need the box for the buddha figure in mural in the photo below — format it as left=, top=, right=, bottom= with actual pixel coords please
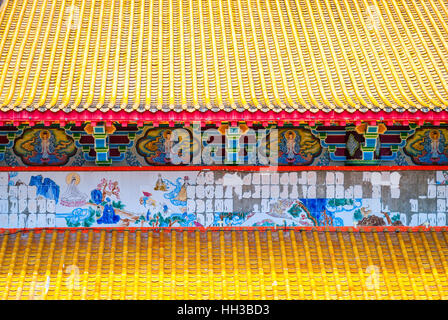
left=285, top=130, right=298, bottom=160
left=154, top=173, right=167, bottom=191
left=164, top=130, right=173, bottom=161
left=39, top=130, right=51, bottom=160
left=429, top=129, right=441, bottom=160
left=60, top=173, right=87, bottom=207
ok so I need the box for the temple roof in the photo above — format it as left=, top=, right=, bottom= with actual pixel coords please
left=0, top=227, right=447, bottom=299
left=0, top=0, right=448, bottom=121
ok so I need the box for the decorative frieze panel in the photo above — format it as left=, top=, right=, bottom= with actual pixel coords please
left=13, top=127, right=76, bottom=166
left=311, top=123, right=415, bottom=164
left=0, top=125, right=22, bottom=162
left=0, top=170, right=447, bottom=228
left=68, top=123, right=142, bottom=165
left=0, top=122, right=447, bottom=167
left=404, top=127, right=448, bottom=165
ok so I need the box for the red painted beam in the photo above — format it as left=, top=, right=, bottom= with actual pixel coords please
left=0, top=226, right=446, bottom=234
left=0, top=109, right=447, bottom=124
left=0, top=165, right=448, bottom=171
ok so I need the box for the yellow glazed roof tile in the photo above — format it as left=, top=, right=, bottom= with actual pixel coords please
left=0, top=0, right=448, bottom=113
left=0, top=228, right=447, bottom=300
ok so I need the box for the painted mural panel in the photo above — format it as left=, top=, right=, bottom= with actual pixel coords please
left=404, top=128, right=448, bottom=165
left=0, top=170, right=447, bottom=228
left=2, top=123, right=448, bottom=167
left=13, top=128, right=76, bottom=166
left=136, top=127, right=194, bottom=165
left=278, top=128, right=321, bottom=165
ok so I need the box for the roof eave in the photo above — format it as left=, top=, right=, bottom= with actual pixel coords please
left=0, top=109, right=446, bottom=126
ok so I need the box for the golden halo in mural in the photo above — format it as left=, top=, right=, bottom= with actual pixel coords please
left=66, top=173, right=81, bottom=185
left=430, top=129, right=440, bottom=141
left=284, top=130, right=296, bottom=140
left=39, top=130, right=50, bottom=140
left=162, top=130, right=172, bottom=139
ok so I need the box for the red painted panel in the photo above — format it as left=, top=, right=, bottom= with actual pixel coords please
left=0, top=226, right=445, bottom=233
left=1, top=109, right=448, bottom=123
left=0, top=165, right=447, bottom=171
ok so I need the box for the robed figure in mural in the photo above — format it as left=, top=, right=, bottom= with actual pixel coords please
left=97, top=197, right=121, bottom=224
left=174, top=176, right=189, bottom=202
left=154, top=174, right=167, bottom=191
left=430, top=129, right=441, bottom=160
left=40, top=130, right=51, bottom=160
left=164, top=130, right=173, bottom=161
left=60, top=173, right=87, bottom=207
left=285, top=130, right=298, bottom=160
